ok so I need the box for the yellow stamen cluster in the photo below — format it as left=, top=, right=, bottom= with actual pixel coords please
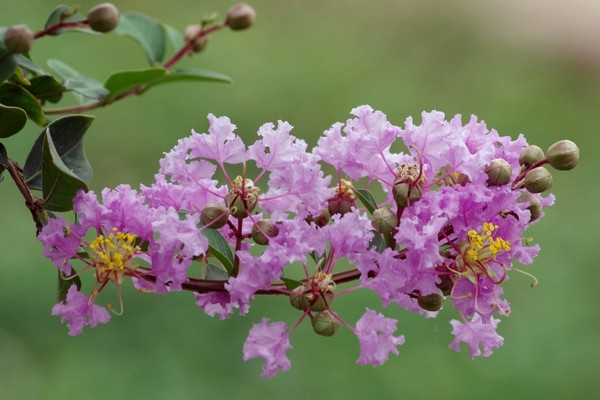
left=89, top=228, right=140, bottom=284
left=335, top=179, right=355, bottom=199
left=466, top=222, right=511, bottom=262
left=311, top=271, right=336, bottom=293
left=396, top=163, right=425, bottom=183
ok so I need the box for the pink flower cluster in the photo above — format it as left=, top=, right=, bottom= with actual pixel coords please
left=39, top=106, right=557, bottom=377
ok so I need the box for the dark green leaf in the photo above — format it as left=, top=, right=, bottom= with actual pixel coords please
left=115, top=13, right=166, bottom=65
left=281, top=277, right=303, bottom=290
left=47, top=59, right=108, bottom=103
left=0, top=103, right=27, bottom=138
left=201, top=228, right=234, bottom=274
left=44, top=5, right=95, bottom=35
left=355, top=188, right=378, bottom=215
left=0, top=29, right=17, bottom=82
left=161, top=22, right=184, bottom=51
left=24, top=114, right=94, bottom=190
left=103, top=68, right=167, bottom=100
left=205, top=263, right=229, bottom=281
left=147, top=68, right=233, bottom=88
left=0, top=142, right=8, bottom=169
left=41, top=129, right=89, bottom=211
left=0, top=82, right=45, bottom=125
left=29, top=75, right=65, bottom=103
left=57, top=268, right=82, bottom=302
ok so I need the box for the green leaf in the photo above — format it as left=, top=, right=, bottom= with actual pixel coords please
left=47, top=59, right=108, bottom=103
left=368, top=231, right=388, bottom=253
left=24, top=114, right=94, bottom=190
left=161, top=22, right=184, bottom=51
left=355, top=188, right=378, bottom=215
left=103, top=68, right=167, bottom=100
left=0, top=29, right=17, bottom=82
left=57, top=268, right=82, bottom=303
left=0, top=103, right=27, bottom=138
left=44, top=5, right=95, bottom=35
left=115, top=13, right=166, bottom=65
left=0, top=82, right=45, bottom=125
left=205, top=263, right=230, bottom=281
left=202, top=228, right=234, bottom=274
left=281, top=277, right=303, bottom=290
left=15, top=54, right=48, bottom=76
left=148, top=68, right=233, bottom=88
left=41, top=129, right=89, bottom=211
left=0, top=142, right=8, bottom=170
left=29, top=75, right=65, bottom=103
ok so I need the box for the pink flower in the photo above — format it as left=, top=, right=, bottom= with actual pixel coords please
left=354, top=308, right=405, bottom=366
left=51, top=286, right=111, bottom=336
left=243, top=318, right=292, bottom=377
left=449, top=314, right=504, bottom=359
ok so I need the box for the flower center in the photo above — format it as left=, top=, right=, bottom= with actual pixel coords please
left=89, top=228, right=140, bottom=286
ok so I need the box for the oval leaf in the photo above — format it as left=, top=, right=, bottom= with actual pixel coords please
left=115, top=13, right=166, bottom=65
left=0, top=82, right=45, bottom=125
left=147, top=68, right=233, bottom=89
left=104, top=68, right=167, bottom=100
left=29, top=75, right=65, bottom=103
left=205, top=263, right=230, bottom=281
left=41, top=129, right=89, bottom=211
left=0, top=103, right=27, bottom=138
left=24, top=114, right=94, bottom=190
left=201, top=228, right=234, bottom=274
left=161, top=22, right=184, bottom=51
left=47, top=59, right=108, bottom=104
left=355, top=188, right=378, bottom=215
left=57, top=268, right=82, bottom=302
left=44, top=5, right=95, bottom=35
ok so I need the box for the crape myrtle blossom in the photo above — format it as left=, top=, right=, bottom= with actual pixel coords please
left=40, top=106, right=579, bottom=376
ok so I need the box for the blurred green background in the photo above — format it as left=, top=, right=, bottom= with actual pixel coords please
left=1, top=0, right=599, bottom=398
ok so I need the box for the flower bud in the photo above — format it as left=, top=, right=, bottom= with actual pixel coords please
left=392, top=181, right=421, bottom=207
left=435, top=273, right=453, bottom=296
left=200, top=202, right=229, bottom=228
left=225, top=3, right=256, bottom=30
left=225, top=177, right=260, bottom=219
left=87, top=3, right=120, bottom=33
left=183, top=24, right=208, bottom=52
left=417, top=293, right=444, bottom=312
left=290, top=286, right=311, bottom=311
left=524, top=166, right=552, bottom=193
left=371, top=207, right=397, bottom=234
left=3, top=25, right=34, bottom=54
left=251, top=219, right=279, bottom=245
left=311, top=310, right=340, bottom=337
left=519, top=145, right=544, bottom=167
left=327, top=195, right=355, bottom=216
left=546, top=140, right=579, bottom=171
left=518, top=192, right=543, bottom=222
left=310, top=291, right=334, bottom=312
left=485, top=158, right=512, bottom=186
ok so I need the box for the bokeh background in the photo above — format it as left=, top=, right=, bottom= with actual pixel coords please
left=1, top=0, right=599, bottom=398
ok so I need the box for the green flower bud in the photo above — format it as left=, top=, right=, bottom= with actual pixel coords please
left=518, top=192, right=543, bottom=222
left=519, top=145, right=544, bottom=167
left=546, top=140, right=579, bottom=171
left=417, top=293, right=444, bottom=312
left=392, top=181, right=421, bottom=207
left=183, top=24, right=208, bottom=52
left=225, top=177, right=260, bottom=219
left=200, top=202, right=229, bottom=228
left=310, top=291, right=334, bottom=312
left=251, top=219, right=279, bottom=245
left=87, top=3, right=120, bottom=33
left=3, top=25, right=33, bottom=54
left=524, top=166, right=552, bottom=193
left=290, top=285, right=311, bottom=311
left=371, top=207, right=397, bottom=234
left=485, top=158, right=512, bottom=186
left=225, top=3, right=256, bottom=30
left=435, top=273, right=453, bottom=296
left=311, top=310, right=340, bottom=337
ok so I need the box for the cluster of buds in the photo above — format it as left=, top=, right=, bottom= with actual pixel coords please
left=39, top=106, right=578, bottom=377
